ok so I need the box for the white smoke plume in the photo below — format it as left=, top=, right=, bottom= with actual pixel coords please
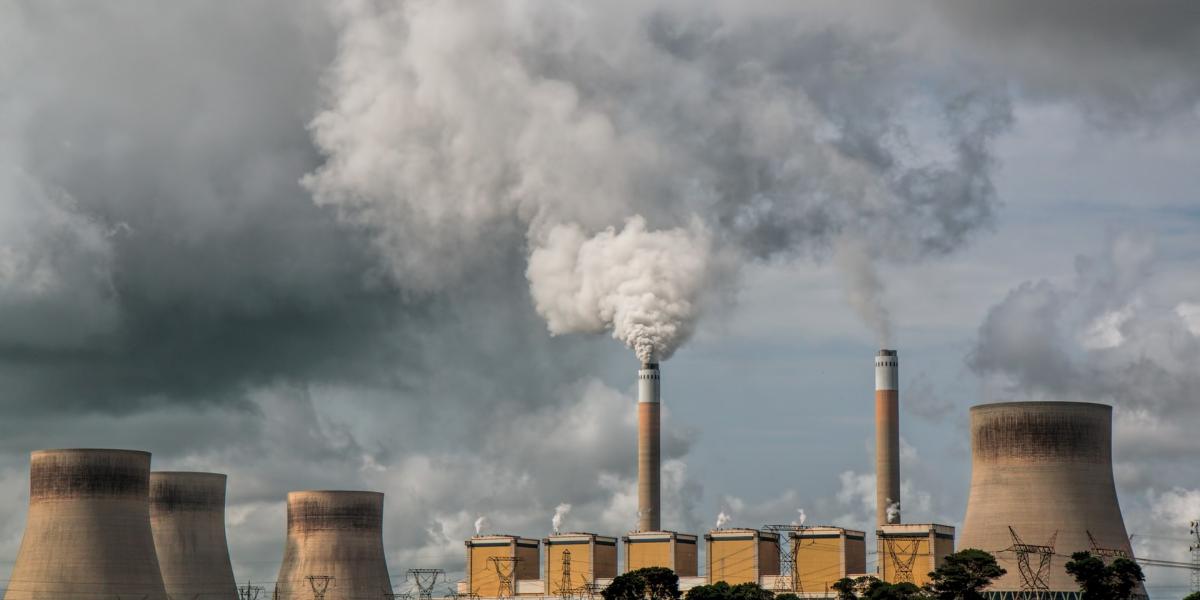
left=527, top=217, right=717, bottom=363
left=551, top=503, right=571, bottom=535
left=473, top=516, right=487, bottom=536
left=792, top=508, right=807, bottom=527
left=834, top=236, right=892, bottom=346
left=305, top=1, right=1012, bottom=363
left=885, top=500, right=900, bottom=524
left=715, top=510, right=731, bottom=529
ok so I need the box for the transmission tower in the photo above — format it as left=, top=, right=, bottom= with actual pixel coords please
left=881, top=537, right=919, bottom=584
left=239, top=581, right=265, bottom=600
left=1086, top=530, right=1130, bottom=563
left=764, top=524, right=805, bottom=593
left=306, top=576, right=335, bottom=600
left=557, top=549, right=576, bottom=600
left=1006, top=527, right=1056, bottom=598
left=1190, top=520, right=1200, bottom=593
left=489, top=556, right=521, bottom=599
left=408, top=569, right=445, bottom=600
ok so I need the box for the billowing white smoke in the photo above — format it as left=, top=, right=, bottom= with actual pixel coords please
left=792, top=508, right=807, bottom=527
left=474, top=515, right=487, bottom=536
left=527, top=217, right=716, bottom=363
left=551, top=503, right=571, bottom=535
left=715, top=510, right=731, bottom=529
left=885, top=500, right=900, bottom=524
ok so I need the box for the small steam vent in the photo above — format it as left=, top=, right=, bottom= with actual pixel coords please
left=5, top=449, right=168, bottom=600
left=275, top=491, right=392, bottom=600
left=959, top=402, right=1141, bottom=595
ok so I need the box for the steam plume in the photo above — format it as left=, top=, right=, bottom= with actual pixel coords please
left=474, top=516, right=487, bottom=536
left=551, top=503, right=571, bottom=535
left=835, top=236, right=892, bottom=346
left=885, top=500, right=900, bottom=524
left=715, top=511, right=731, bottom=529
left=792, top=509, right=807, bottom=527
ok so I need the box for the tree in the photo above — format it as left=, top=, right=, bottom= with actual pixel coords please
left=1182, top=592, right=1200, bottom=600
left=603, top=567, right=680, bottom=600
left=832, top=578, right=858, bottom=600
left=775, top=594, right=801, bottom=600
left=924, top=548, right=1006, bottom=600
left=684, top=581, right=772, bottom=600
left=1064, top=551, right=1144, bottom=600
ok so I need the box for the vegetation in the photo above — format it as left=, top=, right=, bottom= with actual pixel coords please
left=603, top=567, right=680, bottom=600
left=1181, top=592, right=1200, bottom=600
left=924, top=548, right=1007, bottom=600
left=685, top=581, right=774, bottom=600
left=1064, top=551, right=1144, bottom=600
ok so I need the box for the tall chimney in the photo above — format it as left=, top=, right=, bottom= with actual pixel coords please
left=638, top=361, right=661, bottom=532
left=875, top=350, right=900, bottom=526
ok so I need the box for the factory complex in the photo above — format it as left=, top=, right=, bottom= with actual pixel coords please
left=0, top=351, right=1142, bottom=600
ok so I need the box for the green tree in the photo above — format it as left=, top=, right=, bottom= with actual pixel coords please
left=1064, top=552, right=1144, bottom=600
left=924, top=548, right=1006, bottom=600
left=832, top=577, right=858, bottom=600
left=775, top=594, right=801, bottom=600
left=684, top=581, right=773, bottom=600
left=1182, top=592, right=1200, bottom=600
left=603, top=567, right=680, bottom=600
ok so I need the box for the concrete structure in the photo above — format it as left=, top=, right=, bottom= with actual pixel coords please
left=5, top=449, right=169, bottom=600
left=466, top=535, right=540, bottom=597
left=638, top=361, right=661, bottom=532
left=705, top=529, right=780, bottom=585
left=623, top=531, right=698, bottom=576
left=275, top=491, right=392, bottom=600
left=791, top=527, right=866, bottom=596
left=876, top=524, right=954, bottom=587
left=959, top=402, right=1139, bottom=596
left=544, top=533, right=617, bottom=595
left=151, top=472, right=238, bottom=600
left=876, top=350, right=900, bottom=527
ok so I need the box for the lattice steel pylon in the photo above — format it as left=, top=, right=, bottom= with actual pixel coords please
left=489, top=556, right=521, bottom=599
left=306, top=576, right=335, bottom=600
left=408, top=569, right=444, bottom=600
left=764, top=524, right=805, bottom=593
left=882, top=537, right=919, bottom=584
left=239, top=581, right=265, bottom=600
left=558, top=549, right=575, bottom=600
left=1006, top=527, right=1056, bottom=597
left=1086, top=530, right=1129, bottom=564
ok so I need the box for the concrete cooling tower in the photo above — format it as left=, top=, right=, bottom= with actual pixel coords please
left=150, top=472, right=238, bottom=600
left=275, top=491, right=393, bottom=600
left=5, top=449, right=168, bottom=600
left=959, top=402, right=1138, bottom=595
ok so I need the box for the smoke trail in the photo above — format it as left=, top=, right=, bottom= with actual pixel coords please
left=834, top=236, right=893, bottom=346
left=715, top=510, right=731, bottom=529
left=474, top=516, right=487, bottom=536
left=791, top=509, right=807, bottom=527
left=527, top=217, right=718, bottom=363
left=551, top=503, right=571, bottom=535
left=305, top=1, right=1013, bottom=358
left=885, top=500, right=900, bottom=524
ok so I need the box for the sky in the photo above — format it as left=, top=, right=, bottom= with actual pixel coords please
left=1, top=1, right=1199, bottom=598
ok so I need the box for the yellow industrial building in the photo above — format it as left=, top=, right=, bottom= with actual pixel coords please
left=543, top=533, right=618, bottom=594
left=623, top=531, right=698, bottom=576
left=876, top=524, right=955, bottom=587
left=465, top=535, right=541, bottom=597
left=705, top=529, right=780, bottom=585
left=790, top=527, right=866, bottom=595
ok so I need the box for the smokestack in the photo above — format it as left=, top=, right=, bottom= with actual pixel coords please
left=959, top=402, right=1141, bottom=595
left=5, top=449, right=168, bottom=600
left=275, top=491, right=393, bottom=600
left=638, top=361, right=661, bottom=532
left=150, top=472, right=238, bottom=600
left=875, top=350, right=900, bottom=526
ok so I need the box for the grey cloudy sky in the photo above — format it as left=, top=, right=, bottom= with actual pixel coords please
left=0, top=1, right=1198, bottom=598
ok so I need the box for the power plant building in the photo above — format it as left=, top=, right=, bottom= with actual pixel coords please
left=876, top=523, right=954, bottom=587
left=790, top=527, right=866, bottom=595
left=705, top=529, right=780, bottom=585
left=275, top=491, right=393, bottom=600
left=623, top=530, right=698, bottom=576
left=150, top=472, right=238, bottom=600
left=958, top=402, right=1140, bottom=598
left=5, top=449, right=169, bottom=600
left=543, top=533, right=617, bottom=595
left=466, top=535, right=541, bottom=597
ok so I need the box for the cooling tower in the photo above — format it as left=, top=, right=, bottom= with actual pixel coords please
left=5, top=449, right=168, bottom=600
left=638, top=361, right=661, bottom=532
left=875, top=350, right=900, bottom=526
left=275, top=491, right=393, bottom=600
left=959, top=402, right=1137, bottom=594
left=150, top=472, right=238, bottom=600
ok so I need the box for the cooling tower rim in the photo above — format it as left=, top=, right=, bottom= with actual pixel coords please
left=151, top=471, right=227, bottom=479
left=969, top=400, right=1111, bottom=412
left=32, top=447, right=151, bottom=457
left=287, top=489, right=384, bottom=497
